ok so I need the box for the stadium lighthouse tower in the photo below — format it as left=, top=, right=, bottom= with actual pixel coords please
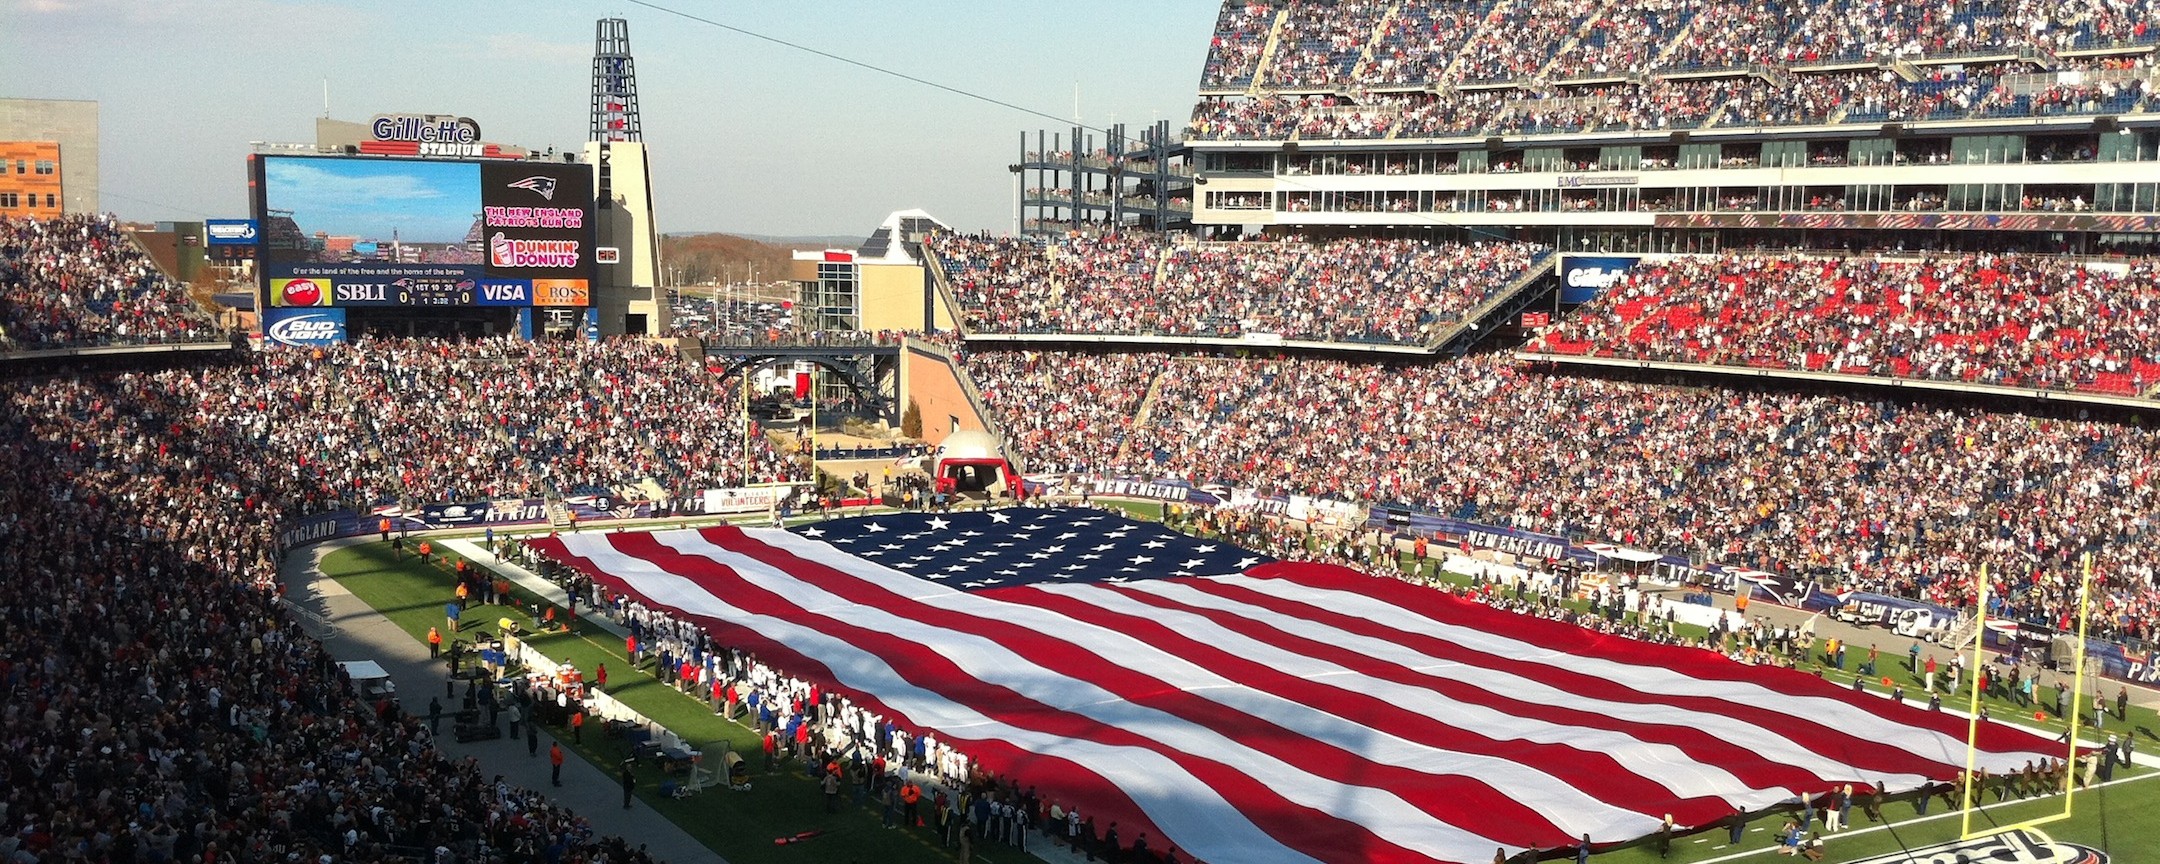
left=584, top=17, right=668, bottom=337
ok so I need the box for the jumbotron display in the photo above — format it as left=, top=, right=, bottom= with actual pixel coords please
left=248, top=154, right=595, bottom=316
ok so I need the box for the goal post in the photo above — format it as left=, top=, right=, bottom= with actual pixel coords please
left=1959, top=554, right=2094, bottom=839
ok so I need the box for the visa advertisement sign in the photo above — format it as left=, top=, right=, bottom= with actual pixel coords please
left=1559, top=255, right=1641, bottom=303
left=263, top=308, right=347, bottom=347
left=475, top=279, right=533, bottom=306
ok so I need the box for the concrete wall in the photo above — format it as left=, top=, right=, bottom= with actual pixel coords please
left=898, top=342, right=988, bottom=446
left=859, top=262, right=937, bottom=333
left=583, top=140, right=664, bottom=336
left=0, top=98, right=97, bottom=213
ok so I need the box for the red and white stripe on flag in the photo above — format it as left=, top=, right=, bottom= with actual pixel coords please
left=527, top=526, right=2062, bottom=864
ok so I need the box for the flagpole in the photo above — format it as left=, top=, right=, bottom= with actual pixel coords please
left=1959, top=561, right=1988, bottom=838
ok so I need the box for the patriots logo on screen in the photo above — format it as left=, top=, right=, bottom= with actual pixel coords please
left=507, top=175, right=558, bottom=201
left=801, top=507, right=1269, bottom=589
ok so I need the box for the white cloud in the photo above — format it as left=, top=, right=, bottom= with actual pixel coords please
left=266, top=161, right=450, bottom=205
left=480, top=33, right=588, bottom=67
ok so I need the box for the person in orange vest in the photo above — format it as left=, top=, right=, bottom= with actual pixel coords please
left=455, top=582, right=470, bottom=610
left=427, top=626, right=442, bottom=659
left=379, top=517, right=392, bottom=542
left=418, top=539, right=433, bottom=565
left=595, top=663, right=608, bottom=690
left=571, top=708, right=586, bottom=743
left=550, top=741, right=565, bottom=787
left=900, top=780, right=923, bottom=827
left=494, top=575, right=512, bottom=605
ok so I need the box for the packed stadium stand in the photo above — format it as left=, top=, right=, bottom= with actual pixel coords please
left=0, top=214, right=223, bottom=351
left=1188, top=0, right=2158, bottom=143
left=951, top=347, right=2160, bottom=649
left=246, top=337, right=803, bottom=509
left=16, top=0, right=2160, bottom=858
left=0, top=363, right=666, bottom=864
left=1525, top=252, right=2160, bottom=396
left=0, top=201, right=2153, bottom=862
left=929, top=232, right=1549, bottom=345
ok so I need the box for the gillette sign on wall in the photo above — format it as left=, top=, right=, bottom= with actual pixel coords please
left=251, top=155, right=593, bottom=315
left=1558, top=255, right=1642, bottom=303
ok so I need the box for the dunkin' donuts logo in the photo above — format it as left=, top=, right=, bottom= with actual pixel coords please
left=489, top=233, right=580, bottom=268
left=1842, top=830, right=2107, bottom=864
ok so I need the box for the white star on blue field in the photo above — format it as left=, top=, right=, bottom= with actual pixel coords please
left=797, top=507, right=1271, bottom=589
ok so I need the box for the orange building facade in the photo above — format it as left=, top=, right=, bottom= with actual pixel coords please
left=0, top=141, right=63, bottom=216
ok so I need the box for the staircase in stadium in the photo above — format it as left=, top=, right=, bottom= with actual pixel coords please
left=1247, top=7, right=1294, bottom=94
left=1113, top=359, right=1173, bottom=465
left=546, top=501, right=575, bottom=531
left=1938, top=612, right=1983, bottom=652
left=1431, top=252, right=1560, bottom=356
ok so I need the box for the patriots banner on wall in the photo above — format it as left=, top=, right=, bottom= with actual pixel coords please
left=525, top=508, right=2062, bottom=864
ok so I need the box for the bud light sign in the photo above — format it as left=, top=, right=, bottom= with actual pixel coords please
left=263, top=307, right=347, bottom=347
left=1560, top=255, right=1641, bottom=303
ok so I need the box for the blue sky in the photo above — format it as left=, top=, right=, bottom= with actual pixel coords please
left=264, top=157, right=479, bottom=244
left=1, top=0, right=1218, bottom=236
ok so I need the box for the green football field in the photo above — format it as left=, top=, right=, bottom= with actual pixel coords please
left=320, top=521, right=2157, bottom=864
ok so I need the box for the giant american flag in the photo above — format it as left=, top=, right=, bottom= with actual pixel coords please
left=526, top=508, right=2062, bottom=864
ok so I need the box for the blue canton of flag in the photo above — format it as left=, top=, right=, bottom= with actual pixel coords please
left=795, top=506, right=1273, bottom=590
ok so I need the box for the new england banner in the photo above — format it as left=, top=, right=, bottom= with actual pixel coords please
left=525, top=508, right=2061, bottom=864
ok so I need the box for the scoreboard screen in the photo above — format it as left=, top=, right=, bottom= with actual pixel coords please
left=249, top=154, right=594, bottom=309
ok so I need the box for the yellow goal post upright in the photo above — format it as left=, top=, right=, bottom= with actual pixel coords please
left=1958, top=553, right=2095, bottom=840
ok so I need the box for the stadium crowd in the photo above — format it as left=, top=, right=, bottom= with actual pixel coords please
left=4, top=212, right=2155, bottom=864
left=0, top=367, right=665, bottom=864
left=1529, top=253, right=2160, bottom=397
left=956, top=349, right=2160, bottom=650
left=245, top=337, right=803, bottom=511
left=0, top=214, right=222, bottom=350
left=931, top=231, right=1548, bottom=344
left=1181, top=0, right=2160, bottom=142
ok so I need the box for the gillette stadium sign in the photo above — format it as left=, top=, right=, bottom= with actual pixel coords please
left=370, top=114, right=485, bottom=157
left=1560, top=255, right=1641, bottom=303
